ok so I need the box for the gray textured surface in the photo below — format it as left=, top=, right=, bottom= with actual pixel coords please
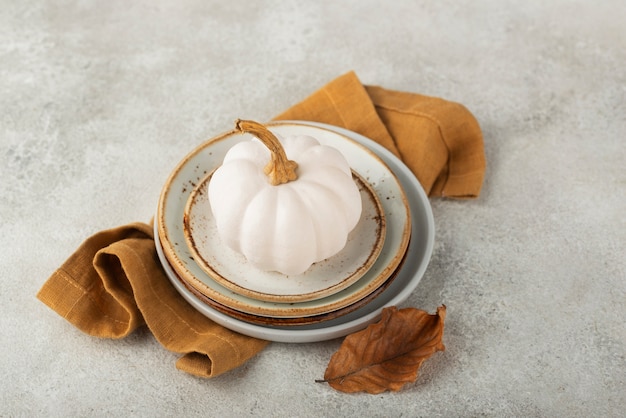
left=2, top=0, right=625, bottom=416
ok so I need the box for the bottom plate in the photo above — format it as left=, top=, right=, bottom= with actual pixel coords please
left=155, top=122, right=435, bottom=343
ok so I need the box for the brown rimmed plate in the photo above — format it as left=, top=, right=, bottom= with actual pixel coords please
left=156, top=122, right=411, bottom=318
left=155, top=121, right=435, bottom=342
left=183, top=170, right=386, bottom=303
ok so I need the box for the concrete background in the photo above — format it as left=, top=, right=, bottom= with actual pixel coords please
left=1, top=0, right=624, bottom=416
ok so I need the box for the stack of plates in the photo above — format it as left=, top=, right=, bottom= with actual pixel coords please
left=155, top=121, right=434, bottom=343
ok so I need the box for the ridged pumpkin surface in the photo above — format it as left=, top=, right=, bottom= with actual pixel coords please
left=208, top=134, right=362, bottom=276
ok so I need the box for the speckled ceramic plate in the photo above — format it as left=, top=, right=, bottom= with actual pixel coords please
left=157, top=122, right=411, bottom=318
left=154, top=121, right=435, bottom=342
left=183, top=170, right=386, bottom=303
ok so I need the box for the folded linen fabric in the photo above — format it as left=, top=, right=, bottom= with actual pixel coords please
left=275, top=71, right=485, bottom=198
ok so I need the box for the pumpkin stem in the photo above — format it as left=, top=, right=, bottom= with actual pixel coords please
left=235, top=119, right=299, bottom=185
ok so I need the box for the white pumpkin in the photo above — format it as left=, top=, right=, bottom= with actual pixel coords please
left=208, top=120, right=362, bottom=276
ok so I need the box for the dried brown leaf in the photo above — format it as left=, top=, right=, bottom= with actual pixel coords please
left=319, top=305, right=446, bottom=394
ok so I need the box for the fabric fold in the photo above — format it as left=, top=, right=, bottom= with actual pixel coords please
left=275, top=72, right=401, bottom=158
left=37, top=223, right=268, bottom=378
left=276, top=70, right=486, bottom=198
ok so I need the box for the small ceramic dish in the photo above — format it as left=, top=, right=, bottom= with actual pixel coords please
left=157, top=122, right=411, bottom=318
left=183, top=170, right=386, bottom=303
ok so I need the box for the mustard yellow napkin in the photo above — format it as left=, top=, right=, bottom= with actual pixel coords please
left=37, top=223, right=269, bottom=378
left=276, top=71, right=486, bottom=198
left=37, top=71, right=486, bottom=378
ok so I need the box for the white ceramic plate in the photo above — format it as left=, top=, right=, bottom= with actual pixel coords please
left=155, top=121, right=435, bottom=342
left=184, top=170, right=386, bottom=303
left=157, top=122, right=411, bottom=318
